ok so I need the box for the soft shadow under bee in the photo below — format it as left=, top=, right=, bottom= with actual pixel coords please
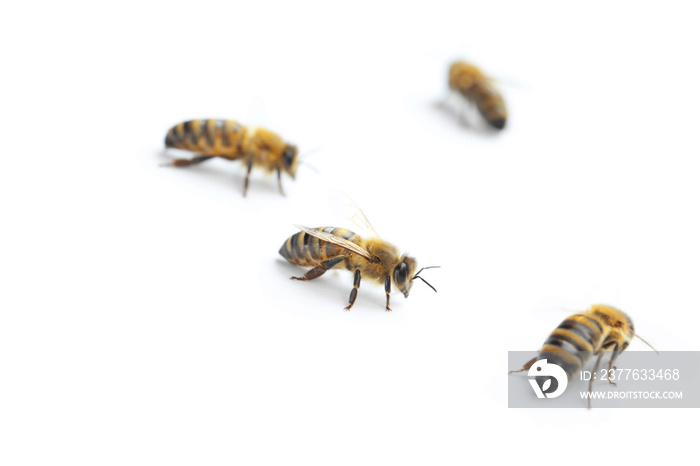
left=276, top=258, right=388, bottom=309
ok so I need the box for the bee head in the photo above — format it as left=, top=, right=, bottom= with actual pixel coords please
left=392, top=259, right=439, bottom=298
left=591, top=305, right=636, bottom=351
left=392, top=257, right=417, bottom=298
left=617, top=312, right=635, bottom=351
left=448, top=61, right=481, bottom=91
left=281, top=144, right=299, bottom=179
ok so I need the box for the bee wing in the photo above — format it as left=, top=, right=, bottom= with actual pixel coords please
left=348, top=207, right=380, bottom=239
left=294, top=224, right=373, bottom=261
left=484, top=73, right=525, bottom=91
left=330, top=191, right=381, bottom=239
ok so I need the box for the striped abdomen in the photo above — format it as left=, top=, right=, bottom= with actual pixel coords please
left=538, top=313, right=607, bottom=381
left=164, top=119, right=247, bottom=157
left=279, top=227, right=360, bottom=267
left=470, top=83, right=507, bottom=130
left=449, top=62, right=507, bottom=130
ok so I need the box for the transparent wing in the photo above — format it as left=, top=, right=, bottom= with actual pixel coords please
left=294, top=224, right=373, bottom=261
left=330, top=191, right=380, bottom=238
left=484, top=73, right=525, bottom=91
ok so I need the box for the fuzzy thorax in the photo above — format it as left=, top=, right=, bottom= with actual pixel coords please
left=448, top=61, right=485, bottom=92
left=588, top=304, right=635, bottom=348
left=346, top=238, right=417, bottom=297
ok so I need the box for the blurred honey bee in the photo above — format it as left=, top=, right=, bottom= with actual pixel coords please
left=278, top=212, right=439, bottom=311
left=448, top=61, right=507, bottom=130
left=163, top=119, right=299, bottom=196
left=509, top=304, right=657, bottom=407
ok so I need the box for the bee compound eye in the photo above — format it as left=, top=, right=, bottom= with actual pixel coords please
left=394, top=262, right=408, bottom=285
left=283, top=147, right=295, bottom=167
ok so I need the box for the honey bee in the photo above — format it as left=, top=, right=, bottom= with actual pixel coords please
left=278, top=222, right=439, bottom=311
left=509, top=304, right=657, bottom=407
left=448, top=61, right=507, bottom=130
left=163, top=119, right=299, bottom=196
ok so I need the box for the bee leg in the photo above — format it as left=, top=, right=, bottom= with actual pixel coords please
left=242, top=159, right=254, bottom=197
left=291, top=256, right=345, bottom=281
left=606, top=343, right=620, bottom=387
left=508, top=357, right=537, bottom=375
left=162, top=155, right=214, bottom=167
left=588, top=351, right=606, bottom=409
left=276, top=167, right=286, bottom=197
left=384, top=277, right=392, bottom=312
left=344, top=270, right=361, bottom=311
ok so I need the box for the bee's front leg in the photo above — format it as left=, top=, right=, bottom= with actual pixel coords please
left=242, top=158, right=254, bottom=197
left=607, top=343, right=620, bottom=387
left=276, top=167, right=285, bottom=197
left=344, top=270, right=361, bottom=311
left=384, top=277, right=391, bottom=312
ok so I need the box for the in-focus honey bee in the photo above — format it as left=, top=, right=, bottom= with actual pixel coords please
left=279, top=220, right=439, bottom=311
left=509, top=304, right=657, bottom=407
left=448, top=61, right=507, bottom=130
left=163, top=119, right=299, bottom=196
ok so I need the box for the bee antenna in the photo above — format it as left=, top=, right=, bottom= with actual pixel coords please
left=300, top=146, right=322, bottom=161
left=415, top=276, right=437, bottom=293
left=412, top=266, right=440, bottom=293
left=634, top=333, right=659, bottom=354
left=413, top=265, right=440, bottom=277
left=300, top=160, right=320, bottom=173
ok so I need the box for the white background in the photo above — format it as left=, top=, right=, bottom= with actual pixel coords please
left=2, top=0, right=699, bottom=464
